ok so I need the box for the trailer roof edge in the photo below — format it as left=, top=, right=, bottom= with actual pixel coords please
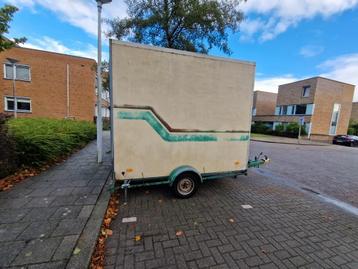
left=110, top=39, right=256, bottom=66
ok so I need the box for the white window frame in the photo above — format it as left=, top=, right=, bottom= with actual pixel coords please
left=329, top=103, right=341, bottom=135
left=3, top=63, right=31, bottom=82
left=302, top=86, right=310, bottom=97
left=275, top=106, right=281, bottom=116
left=4, top=96, right=32, bottom=113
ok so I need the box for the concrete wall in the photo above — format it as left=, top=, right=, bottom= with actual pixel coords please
left=253, top=91, right=277, bottom=115
left=0, top=47, right=96, bottom=121
left=311, top=77, right=354, bottom=137
left=351, top=102, right=358, bottom=122
left=111, top=41, right=255, bottom=180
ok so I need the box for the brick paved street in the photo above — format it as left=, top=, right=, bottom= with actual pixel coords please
left=250, top=141, right=358, bottom=207
left=0, top=132, right=112, bottom=268
left=106, top=171, right=358, bottom=268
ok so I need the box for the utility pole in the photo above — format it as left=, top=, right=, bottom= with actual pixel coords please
left=95, top=0, right=112, bottom=163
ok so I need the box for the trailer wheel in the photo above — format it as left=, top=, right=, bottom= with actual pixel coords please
left=172, top=172, right=199, bottom=198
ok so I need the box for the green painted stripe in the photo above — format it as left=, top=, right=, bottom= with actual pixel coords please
left=118, top=110, right=249, bottom=142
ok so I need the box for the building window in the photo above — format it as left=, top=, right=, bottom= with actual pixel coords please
left=329, top=104, right=341, bottom=135
left=287, top=105, right=295, bottom=115
left=305, top=104, right=314, bottom=115
left=275, top=104, right=314, bottom=116
left=4, top=96, right=31, bottom=112
left=295, top=104, right=306, bottom=115
left=275, top=106, right=281, bottom=115
left=4, top=64, right=31, bottom=81
left=302, top=86, right=310, bottom=97
left=282, top=106, right=288, bottom=115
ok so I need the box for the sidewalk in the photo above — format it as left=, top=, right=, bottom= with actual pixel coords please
left=0, top=131, right=112, bottom=268
left=251, top=134, right=329, bottom=146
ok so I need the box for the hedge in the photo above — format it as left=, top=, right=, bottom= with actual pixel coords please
left=0, top=114, right=18, bottom=178
left=348, top=120, right=358, bottom=135
left=251, top=122, right=307, bottom=138
left=6, top=118, right=96, bottom=167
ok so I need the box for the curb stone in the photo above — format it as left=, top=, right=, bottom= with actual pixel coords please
left=65, top=169, right=113, bottom=269
left=251, top=138, right=329, bottom=146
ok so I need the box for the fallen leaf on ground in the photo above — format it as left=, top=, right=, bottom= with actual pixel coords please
left=229, top=218, right=235, bottom=223
left=176, top=230, right=183, bottom=236
left=106, top=229, right=113, bottom=236
left=88, top=186, right=120, bottom=269
left=134, top=235, right=142, bottom=241
left=73, top=247, right=81, bottom=255
left=104, top=218, right=111, bottom=226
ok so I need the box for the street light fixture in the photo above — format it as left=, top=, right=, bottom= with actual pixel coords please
left=95, top=0, right=112, bottom=163
left=6, top=57, right=19, bottom=119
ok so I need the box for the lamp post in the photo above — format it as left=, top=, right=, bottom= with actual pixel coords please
left=6, top=58, right=19, bottom=118
left=96, top=0, right=112, bottom=163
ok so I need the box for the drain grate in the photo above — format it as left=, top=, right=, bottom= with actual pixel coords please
left=301, top=187, right=320, bottom=195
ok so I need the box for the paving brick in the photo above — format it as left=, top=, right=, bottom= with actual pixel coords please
left=52, top=218, right=87, bottom=236
left=52, top=235, right=79, bottom=260
left=0, top=134, right=111, bottom=268
left=0, top=209, right=30, bottom=223
left=12, top=238, right=62, bottom=266
left=107, top=144, right=358, bottom=269
left=50, top=206, right=82, bottom=219
left=17, top=221, right=59, bottom=241
left=0, top=222, right=29, bottom=242
left=0, top=241, right=26, bottom=267
left=289, top=256, right=308, bottom=267
left=28, top=261, right=67, bottom=269
left=196, top=256, right=216, bottom=268
left=135, top=251, right=155, bottom=262
left=210, top=247, right=225, bottom=264
left=162, top=239, right=179, bottom=248
left=21, top=207, right=57, bottom=222
left=230, top=249, right=249, bottom=260
left=25, top=197, right=56, bottom=208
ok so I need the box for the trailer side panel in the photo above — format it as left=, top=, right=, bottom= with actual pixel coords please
left=111, top=41, right=255, bottom=180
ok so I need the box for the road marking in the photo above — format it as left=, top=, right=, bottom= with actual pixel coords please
left=122, top=217, right=137, bottom=223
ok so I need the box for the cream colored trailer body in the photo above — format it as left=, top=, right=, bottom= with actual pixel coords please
left=111, top=41, right=255, bottom=186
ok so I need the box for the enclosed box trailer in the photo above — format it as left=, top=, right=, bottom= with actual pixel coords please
left=110, top=40, right=257, bottom=198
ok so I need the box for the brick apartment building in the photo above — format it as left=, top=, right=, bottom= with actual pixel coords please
left=0, top=46, right=96, bottom=121
left=253, top=77, right=355, bottom=141
left=351, top=102, right=358, bottom=122
left=252, top=91, right=277, bottom=116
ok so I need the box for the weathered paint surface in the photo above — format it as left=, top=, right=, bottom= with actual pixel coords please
left=111, top=41, right=255, bottom=179
left=118, top=110, right=250, bottom=142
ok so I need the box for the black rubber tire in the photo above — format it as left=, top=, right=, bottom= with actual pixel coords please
left=172, top=172, right=199, bottom=199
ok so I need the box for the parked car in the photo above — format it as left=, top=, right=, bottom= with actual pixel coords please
left=333, top=135, right=358, bottom=147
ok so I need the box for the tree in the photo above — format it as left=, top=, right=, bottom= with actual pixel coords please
left=107, top=0, right=246, bottom=55
left=101, top=60, right=110, bottom=92
left=0, top=4, right=26, bottom=52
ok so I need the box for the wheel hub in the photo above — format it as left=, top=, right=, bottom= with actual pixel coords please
left=177, top=178, right=194, bottom=195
